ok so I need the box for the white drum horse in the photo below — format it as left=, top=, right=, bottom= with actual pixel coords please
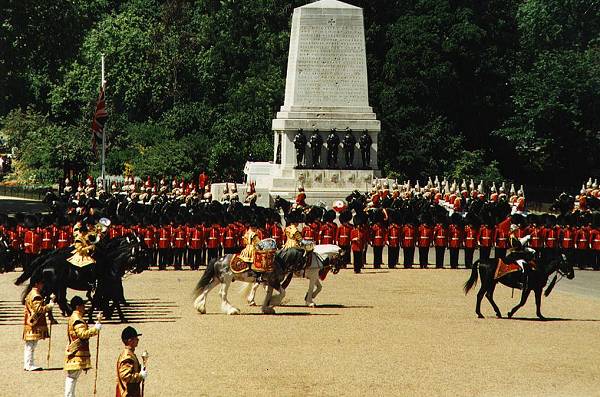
left=244, top=244, right=344, bottom=307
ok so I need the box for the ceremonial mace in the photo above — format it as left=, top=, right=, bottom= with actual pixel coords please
left=93, top=313, right=103, bottom=396
left=46, top=293, right=56, bottom=368
left=141, top=350, right=149, bottom=397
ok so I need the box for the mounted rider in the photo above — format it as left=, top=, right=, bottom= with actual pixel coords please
left=68, top=217, right=111, bottom=267
left=505, top=223, right=535, bottom=275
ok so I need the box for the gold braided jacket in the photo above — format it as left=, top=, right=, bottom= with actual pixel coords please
left=22, top=288, right=50, bottom=341
left=116, top=346, right=143, bottom=397
left=64, top=311, right=98, bottom=371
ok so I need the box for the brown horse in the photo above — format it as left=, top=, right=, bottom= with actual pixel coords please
left=464, top=252, right=574, bottom=320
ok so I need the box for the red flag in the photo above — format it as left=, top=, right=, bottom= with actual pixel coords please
left=91, top=86, right=107, bottom=154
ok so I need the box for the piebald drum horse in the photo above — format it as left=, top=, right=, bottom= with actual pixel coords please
left=245, top=244, right=343, bottom=307
left=193, top=247, right=306, bottom=315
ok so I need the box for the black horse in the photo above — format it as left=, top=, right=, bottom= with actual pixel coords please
left=464, top=252, right=574, bottom=320
left=193, top=247, right=307, bottom=315
left=15, top=235, right=144, bottom=322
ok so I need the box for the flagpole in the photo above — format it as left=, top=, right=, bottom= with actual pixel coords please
left=101, top=54, right=106, bottom=189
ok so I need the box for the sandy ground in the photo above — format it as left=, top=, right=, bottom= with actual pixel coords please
left=1, top=267, right=600, bottom=397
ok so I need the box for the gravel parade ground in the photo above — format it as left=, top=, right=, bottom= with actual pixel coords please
left=1, top=267, right=599, bottom=397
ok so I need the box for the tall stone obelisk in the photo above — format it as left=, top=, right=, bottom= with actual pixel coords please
left=245, top=0, right=381, bottom=204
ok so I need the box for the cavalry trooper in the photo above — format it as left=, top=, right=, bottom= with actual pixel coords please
left=22, top=278, right=55, bottom=371
left=116, top=326, right=147, bottom=397
left=64, top=295, right=102, bottom=397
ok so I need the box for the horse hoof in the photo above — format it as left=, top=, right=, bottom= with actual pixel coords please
left=248, top=300, right=256, bottom=306
left=307, top=302, right=316, bottom=308
left=227, top=308, right=240, bottom=315
left=261, top=307, right=276, bottom=315
left=538, top=315, right=546, bottom=321
left=507, top=312, right=513, bottom=318
left=496, top=313, right=502, bottom=319
left=477, top=314, right=484, bottom=319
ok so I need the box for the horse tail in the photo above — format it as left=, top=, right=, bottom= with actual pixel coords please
left=14, top=255, right=46, bottom=285
left=193, top=258, right=217, bottom=299
left=21, top=283, right=33, bottom=305
left=463, top=260, right=479, bottom=295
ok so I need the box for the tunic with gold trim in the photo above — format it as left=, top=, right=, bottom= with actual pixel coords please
left=23, top=288, right=51, bottom=341
left=64, top=311, right=98, bottom=371
left=116, top=347, right=143, bottom=397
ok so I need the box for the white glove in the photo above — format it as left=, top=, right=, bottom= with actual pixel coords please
left=140, top=368, right=148, bottom=380
left=46, top=302, right=55, bottom=310
left=94, top=322, right=103, bottom=331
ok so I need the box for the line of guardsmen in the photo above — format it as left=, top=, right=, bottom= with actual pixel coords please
left=3, top=209, right=600, bottom=273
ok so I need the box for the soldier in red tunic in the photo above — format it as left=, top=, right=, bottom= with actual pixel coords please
left=527, top=214, right=545, bottom=260
left=417, top=213, right=433, bottom=269
left=401, top=216, right=416, bottom=269
left=336, top=210, right=353, bottom=267
left=351, top=212, right=367, bottom=273
left=141, top=217, right=157, bottom=268
left=157, top=216, right=173, bottom=270
left=386, top=209, right=402, bottom=269
left=171, top=218, right=187, bottom=270
left=319, top=210, right=337, bottom=245
left=369, top=209, right=386, bottom=269
left=188, top=219, right=205, bottom=269
left=543, top=214, right=560, bottom=258
left=23, top=215, right=41, bottom=273
left=559, top=214, right=575, bottom=264
left=463, top=213, right=479, bottom=269
left=448, top=213, right=463, bottom=269
left=478, top=214, right=494, bottom=263
left=206, top=216, right=222, bottom=265
left=433, top=214, right=448, bottom=269
left=494, top=216, right=511, bottom=259
left=574, top=214, right=591, bottom=269
left=590, top=212, right=600, bottom=270
left=221, top=217, right=238, bottom=255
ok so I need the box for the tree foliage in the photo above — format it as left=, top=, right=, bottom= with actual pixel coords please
left=0, top=0, right=598, bottom=185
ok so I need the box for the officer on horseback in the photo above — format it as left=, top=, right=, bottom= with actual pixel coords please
left=505, top=224, right=535, bottom=287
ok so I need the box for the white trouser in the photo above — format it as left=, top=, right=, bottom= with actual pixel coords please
left=65, top=370, right=81, bottom=397
left=23, top=340, right=38, bottom=370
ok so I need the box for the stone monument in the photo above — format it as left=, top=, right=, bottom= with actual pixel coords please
left=244, top=0, right=381, bottom=206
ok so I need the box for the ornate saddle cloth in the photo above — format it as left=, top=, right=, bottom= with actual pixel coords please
left=494, top=259, right=520, bottom=280
left=230, top=254, right=250, bottom=274
left=67, top=253, right=95, bottom=268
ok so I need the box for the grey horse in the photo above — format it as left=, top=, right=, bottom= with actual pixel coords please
left=192, top=247, right=306, bottom=314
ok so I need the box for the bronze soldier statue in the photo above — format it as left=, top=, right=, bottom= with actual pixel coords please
left=293, top=129, right=307, bottom=168
left=326, top=128, right=340, bottom=168
left=309, top=129, right=323, bottom=168
left=359, top=130, right=372, bottom=169
left=342, top=128, right=356, bottom=169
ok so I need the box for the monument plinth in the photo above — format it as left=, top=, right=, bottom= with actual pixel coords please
left=245, top=0, right=381, bottom=206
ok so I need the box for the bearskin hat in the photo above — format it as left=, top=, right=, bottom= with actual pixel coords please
left=339, top=209, right=352, bottom=224
left=353, top=211, right=368, bottom=226
left=450, top=212, right=463, bottom=226
left=387, top=208, right=402, bottom=225
left=526, top=213, right=538, bottom=225
left=464, top=212, right=481, bottom=227
left=419, top=211, right=433, bottom=226
left=592, top=211, right=600, bottom=228
left=285, top=209, right=303, bottom=225
left=323, top=209, right=336, bottom=223
left=511, top=213, right=526, bottom=227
